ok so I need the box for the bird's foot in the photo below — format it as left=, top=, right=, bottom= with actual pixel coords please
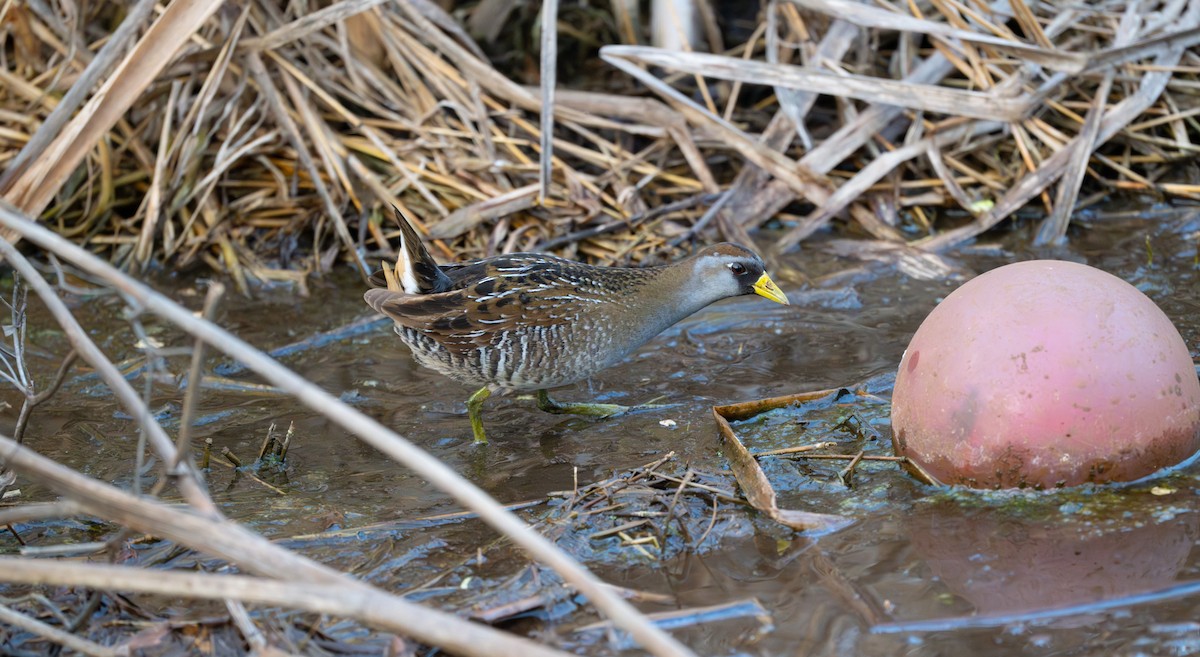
left=534, top=390, right=673, bottom=418
left=467, top=386, right=492, bottom=444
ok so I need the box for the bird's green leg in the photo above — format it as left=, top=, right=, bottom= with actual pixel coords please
left=535, top=389, right=631, bottom=418
left=467, top=386, right=492, bottom=444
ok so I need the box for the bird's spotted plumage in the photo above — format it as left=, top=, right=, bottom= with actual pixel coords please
left=366, top=252, right=671, bottom=388
left=364, top=207, right=789, bottom=441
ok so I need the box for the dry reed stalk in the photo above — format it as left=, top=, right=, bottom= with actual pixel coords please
left=3, top=0, right=225, bottom=219
left=539, top=0, right=560, bottom=204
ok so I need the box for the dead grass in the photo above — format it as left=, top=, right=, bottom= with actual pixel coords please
left=2, top=0, right=1199, bottom=280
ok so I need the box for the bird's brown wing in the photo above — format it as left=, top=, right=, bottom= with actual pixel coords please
left=364, top=255, right=603, bottom=355
left=364, top=288, right=484, bottom=353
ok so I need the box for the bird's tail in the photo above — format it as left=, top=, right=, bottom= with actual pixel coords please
left=373, top=206, right=453, bottom=294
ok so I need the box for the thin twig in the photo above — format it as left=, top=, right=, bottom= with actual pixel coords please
left=873, top=578, right=1200, bottom=633
left=0, top=602, right=124, bottom=657
left=13, top=350, right=77, bottom=444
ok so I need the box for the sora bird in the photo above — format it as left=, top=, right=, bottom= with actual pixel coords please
left=364, top=208, right=790, bottom=444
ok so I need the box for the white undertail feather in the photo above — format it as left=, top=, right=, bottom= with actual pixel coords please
left=396, top=231, right=421, bottom=294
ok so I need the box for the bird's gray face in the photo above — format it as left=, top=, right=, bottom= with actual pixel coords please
left=692, top=244, right=790, bottom=305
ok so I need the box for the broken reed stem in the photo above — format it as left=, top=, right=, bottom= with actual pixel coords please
left=173, top=281, right=225, bottom=470
left=278, top=422, right=293, bottom=460
left=836, top=450, right=866, bottom=487
left=258, top=423, right=277, bottom=460
left=222, top=447, right=243, bottom=468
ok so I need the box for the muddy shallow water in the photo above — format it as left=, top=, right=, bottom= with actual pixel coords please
left=3, top=210, right=1200, bottom=655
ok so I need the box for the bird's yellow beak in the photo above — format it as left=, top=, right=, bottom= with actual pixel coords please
left=753, top=272, right=789, bottom=305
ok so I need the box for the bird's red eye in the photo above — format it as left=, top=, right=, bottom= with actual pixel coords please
left=729, top=262, right=747, bottom=275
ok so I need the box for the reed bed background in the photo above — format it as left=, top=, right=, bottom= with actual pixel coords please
left=3, top=0, right=1198, bottom=290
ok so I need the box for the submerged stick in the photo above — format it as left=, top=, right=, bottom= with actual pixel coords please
left=212, top=314, right=387, bottom=377
left=873, top=578, right=1200, bottom=633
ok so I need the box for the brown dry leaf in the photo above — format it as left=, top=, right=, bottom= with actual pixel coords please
left=120, top=622, right=172, bottom=651
left=711, top=406, right=851, bottom=534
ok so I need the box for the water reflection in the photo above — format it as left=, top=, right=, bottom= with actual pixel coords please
left=904, top=498, right=1198, bottom=620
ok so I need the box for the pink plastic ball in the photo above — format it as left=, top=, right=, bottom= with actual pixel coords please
left=892, top=260, right=1200, bottom=489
